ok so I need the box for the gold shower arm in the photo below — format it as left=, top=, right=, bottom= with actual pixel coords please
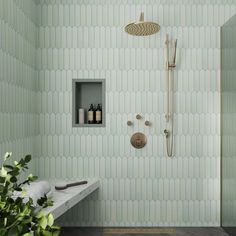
left=139, top=12, right=144, bottom=22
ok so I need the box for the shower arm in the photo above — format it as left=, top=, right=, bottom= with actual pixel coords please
left=139, top=12, right=144, bottom=22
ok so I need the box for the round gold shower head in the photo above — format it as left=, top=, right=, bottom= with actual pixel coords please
left=125, top=12, right=160, bottom=36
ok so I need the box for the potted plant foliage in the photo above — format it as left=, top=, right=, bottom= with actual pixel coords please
left=0, top=152, right=60, bottom=235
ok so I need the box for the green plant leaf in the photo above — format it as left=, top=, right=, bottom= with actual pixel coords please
left=0, top=176, right=5, bottom=183
left=24, top=155, right=31, bottom=163
left=39, top=216, right=47, bottom=229
left=0, top=167, right=8, bottom=177
left=27, top=174, right=37, bottom=182
left=10, top=176, right=17, bottom=183
left=7, top=197, right=14, bottom=204
left=36, top=211, right=44, bottom=219
left=42, top=230, right=52, bottom=236
left=14, top=186, right=22, bottom=191
left=8, top=169, right=19, bottom=176
left=0, top=185, right=5, bottom=192
left=4, top=217, right=7, bottom=226
left=3, top=165, right=14, bottom=170
left=4, top=152, right=12, bottom=161
left=15, top=197, right=23, bottom=205
left=52, top=231, right=61, bottom=236
left=47, top=214, right=54, bottom=227
left=0, top=200, right=6, bottom=208
left=0, top=153, right=60, bottom=235
left=22, top=233, right=30, bottom=236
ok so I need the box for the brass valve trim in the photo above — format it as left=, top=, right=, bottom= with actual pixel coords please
left=130, top=132, right=147, bottom=149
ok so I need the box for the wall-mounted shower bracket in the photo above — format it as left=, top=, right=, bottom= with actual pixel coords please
left=166, top=62, right=176, bottom=70
left=164, top=34, right=177, bottom=158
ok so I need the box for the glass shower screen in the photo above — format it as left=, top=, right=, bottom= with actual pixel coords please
left=221, top=14, right=236, bottom=233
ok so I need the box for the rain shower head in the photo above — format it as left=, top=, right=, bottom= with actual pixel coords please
left=124, top=12, right=160, bottom=36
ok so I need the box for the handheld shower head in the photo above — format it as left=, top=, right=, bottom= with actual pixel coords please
left=172, top=39, right=177, bottom=65
left=166, top=37, right=177, bottom=69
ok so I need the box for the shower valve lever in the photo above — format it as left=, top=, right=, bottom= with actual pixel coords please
left=127, top=121, right=133, bottom=126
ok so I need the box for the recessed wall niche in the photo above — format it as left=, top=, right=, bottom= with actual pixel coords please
left=72, top=79, right=105, bottom=127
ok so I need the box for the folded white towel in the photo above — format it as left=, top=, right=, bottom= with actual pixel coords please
left=13, top=181, right=51, bottom=205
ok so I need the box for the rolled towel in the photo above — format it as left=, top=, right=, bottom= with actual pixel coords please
left=13, top=181, right=51, bottom=205
left=25, top=181, right=51, bottom=195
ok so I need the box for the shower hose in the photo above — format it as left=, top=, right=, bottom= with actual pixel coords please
left=165, top=69, right=174, bottom=158
left=166, top=117, right=174, bottom=157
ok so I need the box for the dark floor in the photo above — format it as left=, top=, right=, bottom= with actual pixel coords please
left=223, top=228, right=236, bottom=236
left=60, top=227, right=230, bottom=236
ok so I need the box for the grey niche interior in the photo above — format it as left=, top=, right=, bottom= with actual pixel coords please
left=72, top=79, right=105, bottom=127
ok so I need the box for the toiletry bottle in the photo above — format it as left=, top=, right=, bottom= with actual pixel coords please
left=93, top=104, right=97, bottom=123
left=96, top=104, right=102, bottom=124
left=78, top=108, right=85, bottom=124
left=88, top=104, right=94, bottom=124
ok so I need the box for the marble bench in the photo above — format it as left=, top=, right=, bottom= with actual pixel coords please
left=43, top=179, right=100, bottom=219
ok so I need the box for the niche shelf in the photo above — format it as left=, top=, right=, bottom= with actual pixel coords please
left=72, top=79, right=105, bottom=127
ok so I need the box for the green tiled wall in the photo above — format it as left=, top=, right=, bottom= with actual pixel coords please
left=1, top=0, right=236, bottom=227
left=0, top=0, right=38, bottom=174
left=35, top=0, right=236, bottom=227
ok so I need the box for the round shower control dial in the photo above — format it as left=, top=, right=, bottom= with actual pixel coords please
left=130, top=132, right=147, bottom=149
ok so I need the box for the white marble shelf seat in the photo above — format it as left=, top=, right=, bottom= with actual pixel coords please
left=43, top=179, right=100, bottom=219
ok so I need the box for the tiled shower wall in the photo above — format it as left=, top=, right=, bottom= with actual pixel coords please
left=37, top=0, right=236, bottom=227
left=0, top=0, right=38, bottom=173
left=4, top=0, right=236, bottom=228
